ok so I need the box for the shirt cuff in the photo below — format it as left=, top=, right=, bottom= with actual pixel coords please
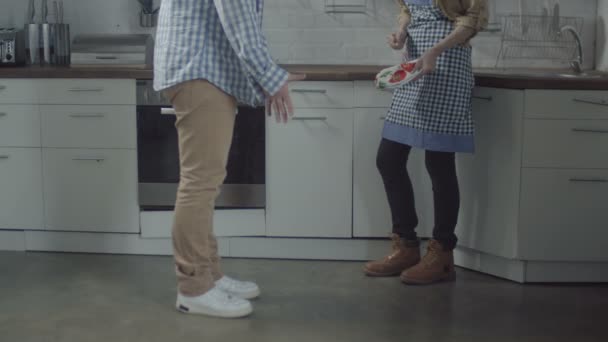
left=257, top=63, right=289, bottom=96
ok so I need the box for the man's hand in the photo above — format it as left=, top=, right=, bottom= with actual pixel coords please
left=266, top=73, right=307, bottom=123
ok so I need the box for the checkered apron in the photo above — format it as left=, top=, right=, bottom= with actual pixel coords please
left=386, top=4, right=475, bottom=143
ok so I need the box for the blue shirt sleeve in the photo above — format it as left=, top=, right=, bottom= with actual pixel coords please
left=213, top=0, right=289, bottom=96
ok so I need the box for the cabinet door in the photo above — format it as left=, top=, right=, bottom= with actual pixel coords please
left=352, top=108, right=433, bottom=238
left=266, top=109, right=353, bottom=238
left=519, top=168, right=608, bottom=262
left=455, top=88, right=524, bottom=259
left=0, top=105, right=41, bottom=147
left=43, top=148, right=139, bottom=233
left=0, top=148, right=44, bottom=229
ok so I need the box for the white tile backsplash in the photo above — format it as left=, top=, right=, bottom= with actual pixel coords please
left=0, top=0, right=600, bottom=69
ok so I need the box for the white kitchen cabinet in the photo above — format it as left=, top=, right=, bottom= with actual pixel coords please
left=523, top=119, right=608, bottom=169
left=518, top=168, right=608, bottom=262
left=289, top=82, right=354, bottom=109
left=42, top=148, right=139, bottom=233
left=0, top=79, right=38, bottom=104
left=37, top=79, right=136, bottom=105
left=40, top=105, right=136, bottom=149
left=0, top=148, right=44, bottom=230
left=266, top=109, right=353, bottom=238
left=352, top=108, right=433, bottom=238
left=524, top=90, right=608, bottom=119
left=0, top=105, right=40, bottom=147
left=456, top=88, right=525, bottom=259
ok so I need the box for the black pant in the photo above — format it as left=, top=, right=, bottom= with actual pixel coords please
left=376, top=138, right=460, bottom=250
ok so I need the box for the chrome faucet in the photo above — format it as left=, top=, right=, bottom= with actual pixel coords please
left=559, top=25, right=583, bottom=74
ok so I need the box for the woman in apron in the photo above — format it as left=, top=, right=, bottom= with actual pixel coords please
left=364, top=0, right=488, bottom=284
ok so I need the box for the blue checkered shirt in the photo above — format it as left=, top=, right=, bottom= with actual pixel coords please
left=154, top=0, right=288, bottom=106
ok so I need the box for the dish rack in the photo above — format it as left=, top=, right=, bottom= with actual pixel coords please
left=496, top=15, right=584, bottom=67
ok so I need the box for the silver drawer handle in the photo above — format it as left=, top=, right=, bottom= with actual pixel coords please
left=569, top=178, right=607, bottom=183
left=473, top=96, right=493, bottom=101
left=0, top=85, right=6, bottom=91
left=95, top=56, right=118, bottom=60
left=293, top=116, right=328, bottom=121
left=571, top=128, right=608, bottom=134
left=161, top=108, right=176, bottom=115
left=69, top=113, right=106, bottom=118
left=68, top=87, right=105, bottom=92
left=0, top=112, right=7, bottom=117
left=292, top=89, right=328, bottom=94
left=379, top=116, right=387, bottom=120
left=573, top=98, right=608, bottom=107
left=0, top=155, right=9, bottom=159
left=73, top=157, right=105, bottom=162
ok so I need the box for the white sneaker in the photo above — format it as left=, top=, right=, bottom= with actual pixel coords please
left=215, top=276, right=261, bottom=300
left=176, top=287, right=252, bottom=318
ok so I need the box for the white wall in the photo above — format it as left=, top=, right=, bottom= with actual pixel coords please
left=598, top=0, right=608, bottom=70
left=0, top=0, right=599, bottom=68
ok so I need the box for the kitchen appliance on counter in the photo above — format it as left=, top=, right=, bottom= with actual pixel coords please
left=136, top=80, right=266, bottom=210
left=71, top=34, right=154, bottom=68
left=0, top=28, right=26, bottom=66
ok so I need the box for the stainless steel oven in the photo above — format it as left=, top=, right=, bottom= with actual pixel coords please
left=136, top=80, right=265, bottom=210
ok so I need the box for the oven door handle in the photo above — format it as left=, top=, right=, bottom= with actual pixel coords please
left=161, top=108, right=176, bottom=115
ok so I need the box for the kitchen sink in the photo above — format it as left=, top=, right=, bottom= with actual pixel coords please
left=474, top=68, right=608, bottom=80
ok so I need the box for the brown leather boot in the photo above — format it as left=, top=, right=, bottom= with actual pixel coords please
left=364, top=234, right=421, bottom=277
left=400, top=240, right=456, bottom=285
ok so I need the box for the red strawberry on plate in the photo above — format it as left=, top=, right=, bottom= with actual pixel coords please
left=389, top=70, right=406, bottom=83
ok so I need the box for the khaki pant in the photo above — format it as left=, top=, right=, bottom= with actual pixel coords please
left=163, top=80, right=237, bottom=296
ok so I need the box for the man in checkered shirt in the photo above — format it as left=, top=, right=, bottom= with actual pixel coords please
left=154, top=0, right=304, bottom=319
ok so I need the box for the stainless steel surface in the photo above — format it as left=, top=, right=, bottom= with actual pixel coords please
left=26, top=24, right=41, bottom=65
left=293, top=116, right=328, bottom=121
left=58, top=0, right=64, bottom=24
left=72, top=157, right=105, bottom=162
left=71, top=34, right=153, bottom=67
left=291, top=89, right=327, bottom=94
left=137, top=80, right=169, bottom=106
left=139, top=183, right=266, bottom=209
left=140, top=12, right=158, bottom=28
left=569, top=178, right=608, bottom=183
left=559, top=25, right=583, bottom=73
left=68, top=87, right=104, bottom=92
left=69, top=113, right=105, bottom=118
left=160, top=108, right=176, bottom=115
left=571, top=128, right=608, bottom=134
left=572, top=98, right=608, bottom=106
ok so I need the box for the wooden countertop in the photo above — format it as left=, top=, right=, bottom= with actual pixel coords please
left=1, top=65, right=607, bottom=90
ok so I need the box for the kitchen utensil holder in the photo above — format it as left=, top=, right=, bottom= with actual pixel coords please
left=25, top=23, right=70, bottom=66
left=324, top=0, right=368, bottom=14
left=140, top=11, right=158, bottom=28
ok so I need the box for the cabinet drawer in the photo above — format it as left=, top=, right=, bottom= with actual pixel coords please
left=354, top=81, right=393, bottom=108
left=41, top=105, right=136, bottom=149
left=523, top=119, right=608, bottom=168
left=289, top=82, right=353, bottom=108
left=525, top=90, right=608, bottom=119
left=38, top=79, right=136, bottom=105
left=267, top=109, right=353, bottom=238
left=43, top=149, right=139, bottom=233
left=0, top=148, right=44, bottom=229
left=0, top=79, right=38, bottom=104
left=0, top=105, right=40, bottom=147
left=519, top=168, right=608, bottom=261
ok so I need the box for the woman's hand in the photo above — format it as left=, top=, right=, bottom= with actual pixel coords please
left=387, top=30, right=407, bottom=50
left=413, top=48, right=440, bottom=80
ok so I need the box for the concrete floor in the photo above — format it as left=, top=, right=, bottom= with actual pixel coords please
left=0, top=252, right=607, bottom=342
